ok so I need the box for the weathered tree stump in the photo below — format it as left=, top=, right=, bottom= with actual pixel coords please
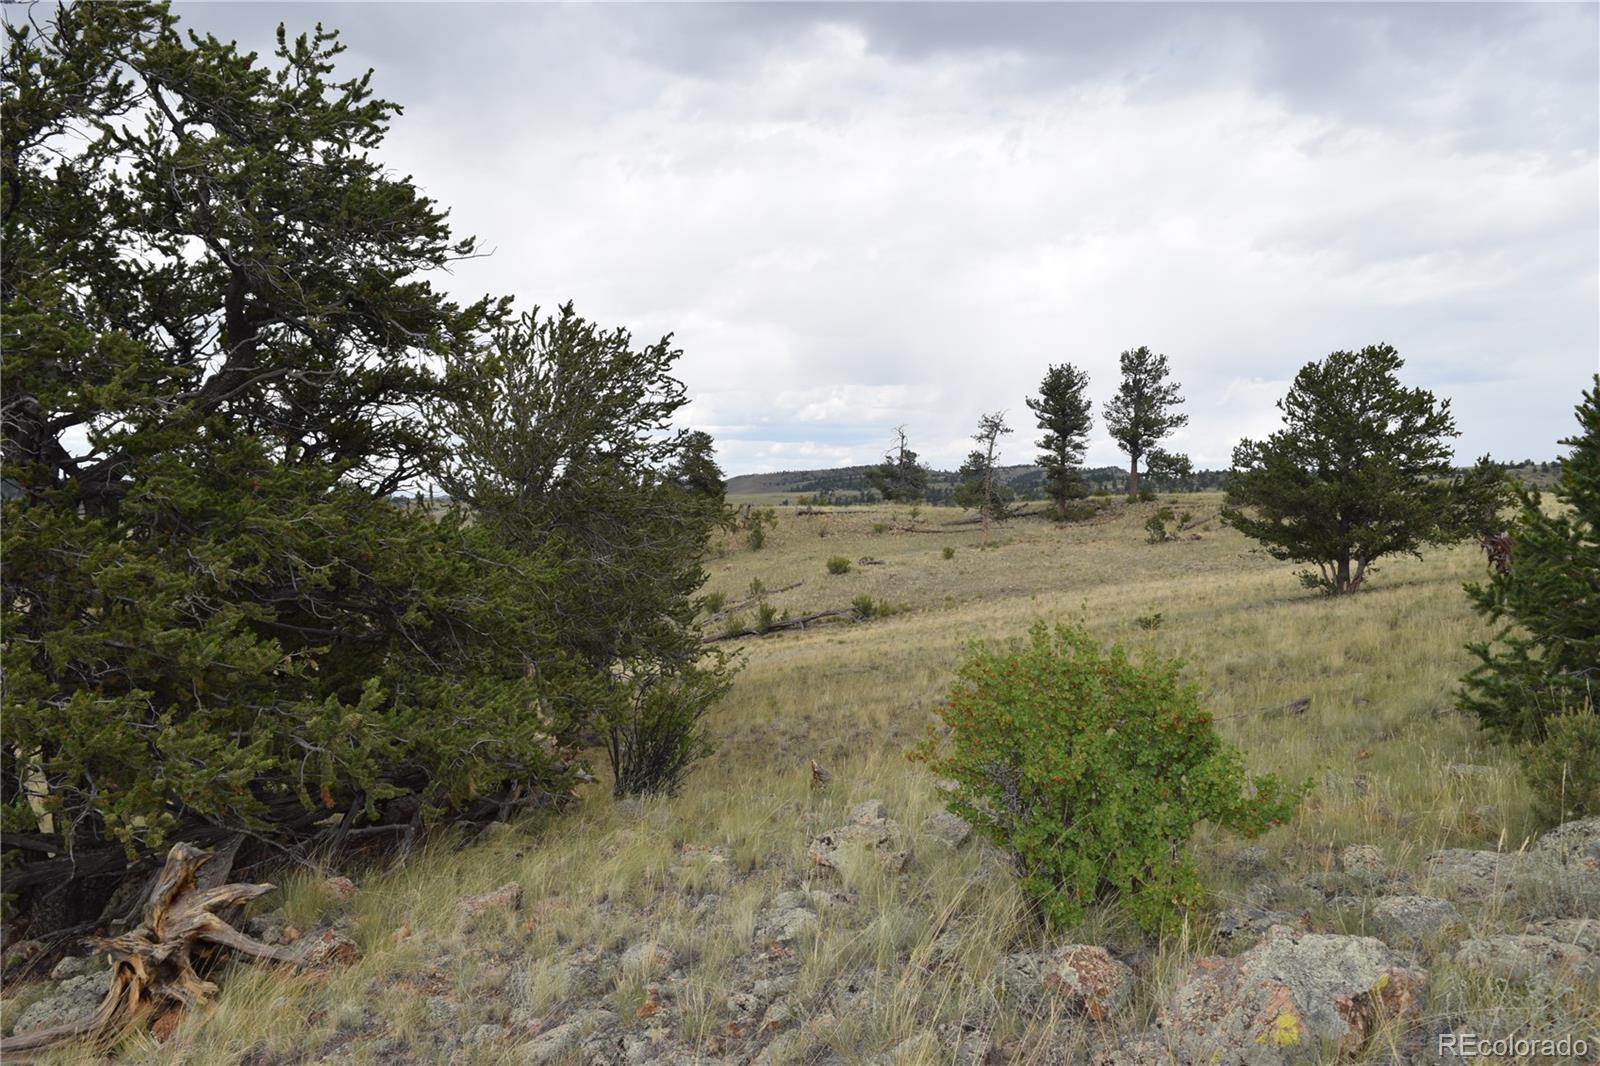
left=1, top=841, right=323, bottom=1057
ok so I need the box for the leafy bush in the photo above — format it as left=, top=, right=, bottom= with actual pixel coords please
left=942, top=546, right=957, bottom=560
left=748, top=525, right=767, bottom=550
left=755, top=602, right=779, bottom=633
left=913, top=622, right=1301, bottom=933
left=603, top=667, right=729, bottom=798
left=827, top=556, right=853, bottom=575
left=1137, top=487, right=1157, bottom=502
left=872, top=522, right=890, bottom=535
left=702, top=590, right=727, bottom=615
left=1057, top=498, right=1106, bottom=522
left=748, top=577, right=766, bottom=598
left=1135, top=612, right=1164, bottom=631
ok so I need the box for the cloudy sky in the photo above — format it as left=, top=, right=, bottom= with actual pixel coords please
left=174, top=2, right=1597, bottom=475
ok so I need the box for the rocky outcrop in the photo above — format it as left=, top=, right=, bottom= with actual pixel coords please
left=1454, top=933, right=1598, bottom=983
left=808, top=800, right=909, bottom=872
left=997, top=944, right=1134, bottom=1021
left=1369, top=895, right=1461, bottom=946
left=1099, top=927, right=1426, bottom=1065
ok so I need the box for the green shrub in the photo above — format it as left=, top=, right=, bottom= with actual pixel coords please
left=942, top=546, right=956, bottom=560
left=747, top=577, right=766, bottom=599
left=1137, top=487, right=1157, bottom=502
left=1520, top=704, right=1600, bottom=823
left=604, top=667, right=729, bottom=798
left=827, top=556, right=853, bottom=575
left=755, top=602, right=779, bottom=633
left=702, top=590, right=727, bottom=615
left=913, top=622, right=1301, bottom=933
left=1144, top=507, right=1177, bottom=544
left=1135, top=612, right=1164, bottom=631
left=747, top=525, right=766, bottom=550
left=872, top=522, right=890, bottom=534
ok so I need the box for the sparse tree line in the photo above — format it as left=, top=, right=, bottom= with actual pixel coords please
left=2, top=3, right=731, bottom=938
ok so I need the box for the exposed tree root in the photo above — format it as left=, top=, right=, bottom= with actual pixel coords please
left=0, top=841, right=331, bottom=1059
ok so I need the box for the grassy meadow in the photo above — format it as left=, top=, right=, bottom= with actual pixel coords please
left=17, top=494, right=1596, bottom=1064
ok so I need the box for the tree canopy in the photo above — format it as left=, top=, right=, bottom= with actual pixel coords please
left=1026, top=363, right=1093, bottom=517
left=1220, top=344, right=1500, bottom=595
left=865, top=426, right=929, bottom=504
left=1103, top=346, right=1187, bottom=499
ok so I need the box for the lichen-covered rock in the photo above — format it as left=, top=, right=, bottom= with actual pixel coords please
left=1525, top=916, right=1600, bottom=952
left=516, top=1008, right=618, bottom=1064
left=756, top=892, right=820, bottom=943
left=299, top=928, right=360, bottom=967
left=323, top=875, right=358, bottom=901
left=1215, top=907, right=1308, bottom=945
left=807, top=810, right=908, bottom=872
left=48, top=953, right=105, bottom=981
left=11, top=970, right=113, bottom=1036
left=459, top=881, right=522, bottom=919
left=1535, top=816, right=1600, bottom=867
left=1454, top=934, right=1598, bottom=983
left=1152, top=927, right=1427, bottom=1064
left=1425, top=849, right=1523, bottom=899
left=1369, top=896, right=1461, bottom=946
left=922, top=809, right=972, bottom=848
left=1041, top=945, right=1135, bottom=1022
left=1340, top=844, right=1385, bottom=882
left=620, top=941, right=675, bottom=977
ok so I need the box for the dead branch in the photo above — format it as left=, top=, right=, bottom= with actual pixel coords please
left=702, top=607, right=855, bottom=643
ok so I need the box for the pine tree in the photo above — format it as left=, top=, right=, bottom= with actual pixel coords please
left=1458, top=378, right=1599, bottom=805
left=1220, top=344, right=1503, bottom=595
left=955, top=412, right=1014, bottom=546
left=865, top=426, right=930, bottom=504
left=1103, top=347, right=1187, bottom=499
left=1026, top=364, right=1093, bottom=518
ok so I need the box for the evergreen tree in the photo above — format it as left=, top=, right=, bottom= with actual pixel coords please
left=955, top=412, right=1013, bottom=546
left=1145, top=448, right=1195, bottom=493
left=1103, top=346, right=1188, bottom=499
left=1458, top=379, right=1599, bottom=788
left=1221, top=344, right=1502, bottom=595
left=1026, top=364, right=1093, bottom=518
left=865, top=426, right=929, bottom=504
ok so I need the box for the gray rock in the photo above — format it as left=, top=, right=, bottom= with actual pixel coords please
left=48, top=953, right=105, bottom=981
left=1340, top=844, right=1385, bottom=882
left=1534, top=816, right=1600, bottom=867
left=1370, top=896, right=1462, bottom=946
left=516, top=1008, right=619, bottom=1064
left=465, top=1023, right=509, bottom=1046
left=808, top=816, right=909, bottom=872
left=922, top=809, right=972, bottom=848
left=1152, top=927, right=1427, bottom=1064
left=850, top=799, right=889, bottom=825
left=756, top=893, right=819, bottom=943
left=12, top=970, right=113, bottom=1035
left=1525, top=916, right=1600, bottom=952
left=1454, top=934, right=1597, bottom=983
left=1425, top=849, right=1524, bottom=900
left=1216, top=907, right=1308, bottom=945
left=459, top=881, right=522, bottom=919
left=245, top=907, right=291, bottom=945
left=620, top=940, right=675, bottom=976
left=1039, top=944, right=1134, bottom=1021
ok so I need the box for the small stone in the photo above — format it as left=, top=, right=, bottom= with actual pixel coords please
left=516, top=1008, right=618, bottom=1064
left=466, top=1022, right=509, bottom=1046
left=480, top=820, right=514, bottom=841
left=1425, top=849, right=1523, bottom=900
left=298, top=929, right=360, bottom=967
left=1525, top=916, right=1600, bottom=952
left=323, top=875, right=358, bottom=901
left=620, top=941, right=675, bottom=977
left=1370, top=896, right=1461, bottom=946
left=12, top=970, right=113, bottom=1035
left=849, top=799, right=888, bottom=825
left=459, top=881, right=522, bottom=919
left=922, top=809, right=972, bottom=848
left=1215, top=906, right=1308, bottom=945
left=1, top=938, right=44, bottom=971
left=808, top=818, right=908, bottom=872
left=1535, top=816, right=1600, bottom=867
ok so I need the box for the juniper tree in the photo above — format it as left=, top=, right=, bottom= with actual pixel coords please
left=1026, top=364, right=1093, bottom=518
left=1103, top=347, right=1188, bottom=499
left=1458, top=379, right=1599, bottom=818
left=865, top=426, right=929, bottom=504
left=1221, top=344, right=1502, bottom=595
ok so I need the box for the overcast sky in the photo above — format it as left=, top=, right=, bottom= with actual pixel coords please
left=173, top=2, right=1598, bottom=475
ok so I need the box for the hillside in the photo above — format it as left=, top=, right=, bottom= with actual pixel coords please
left=10, top=495, right=1593, bottom=1064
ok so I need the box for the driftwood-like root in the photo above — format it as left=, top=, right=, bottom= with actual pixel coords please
left=1, top=841, right=327, bottom=1058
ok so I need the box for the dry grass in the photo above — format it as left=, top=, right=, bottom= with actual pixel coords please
left=20, top=494, right=1597, bottom=1064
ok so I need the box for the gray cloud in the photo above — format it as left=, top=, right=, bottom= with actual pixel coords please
left=167, top=2, right=1598, bottom=473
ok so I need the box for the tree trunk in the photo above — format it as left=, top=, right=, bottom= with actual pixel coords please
left=1126, top=457, right=1141, bottom=500
left=1334, top=555, right=1351, bottom=594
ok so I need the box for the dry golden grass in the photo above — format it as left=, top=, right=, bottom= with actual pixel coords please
left=22, top=494, right=1597, bottom=1064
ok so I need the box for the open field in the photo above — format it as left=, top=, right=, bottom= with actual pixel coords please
left=8, top=495, right=1595, bottom=1064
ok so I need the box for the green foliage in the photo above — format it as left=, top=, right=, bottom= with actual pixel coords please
left=865, top=427, right=929, bottom=504
left=755, top=602, right=779, bottom=634
left=1135, top=612, right=1165, bottom=631
left=872, top=522, right=890, bottom=535
left=1027, top=363, right=1094, bottom=517
left=741, top=507, right=777, bottom=551
left=1222, top=345, right=1504, bottom=595
left=955, top=412, right=1016, bottom=527
left=747, top=525, right=766, bottom=550
left=1518, top=705, right=1600, bottom=824
left=942, top=546, right=957, bottom=560
left=1104, top=347, right=1188, bottom=500
left=913, top=623, right=1301, bottom=933
left=602, top=667, right=729, bottom=799
left=702, top=591, right=727, bottom=616
left=826, top=555, right=853, bottom=575
left=1146, top=449, right=1195, bottom=493
left=1458, top=378, right=1600, bottom=818
left=1144, top=507, right=1177, bottom=544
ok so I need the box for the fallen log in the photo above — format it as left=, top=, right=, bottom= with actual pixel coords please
left=703, top=607, right=855, bottom=643
left=0, top=841, right=345, bottom=1058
